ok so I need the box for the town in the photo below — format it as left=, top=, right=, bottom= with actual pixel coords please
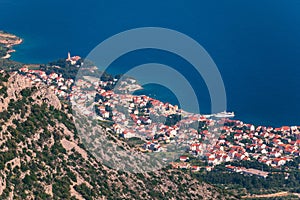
left=16, top=54, right=300, bottom=179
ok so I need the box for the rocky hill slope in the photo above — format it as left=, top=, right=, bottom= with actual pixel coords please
left=0, top=71, right=235, bottom=199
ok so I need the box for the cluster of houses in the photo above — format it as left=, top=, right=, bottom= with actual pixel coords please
left=94, top=79, right=300, bottom=171
left=18, top=67, right=73, bottom=97
left=200, top=119, right=300, bottom=169
left=16, top=63, right=300, bottom=174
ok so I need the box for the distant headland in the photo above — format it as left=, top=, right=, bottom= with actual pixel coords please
left=0, top=31, right=23, bottom=59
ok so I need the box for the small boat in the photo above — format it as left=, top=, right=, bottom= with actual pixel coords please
left=213, top=111, right=235, bottom=118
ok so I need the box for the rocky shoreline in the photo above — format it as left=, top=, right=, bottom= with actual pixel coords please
left=0, top=31, right=23, bottom=59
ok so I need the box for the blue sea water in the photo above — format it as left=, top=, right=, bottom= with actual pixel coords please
left=1, top=0, right=300, bottom=127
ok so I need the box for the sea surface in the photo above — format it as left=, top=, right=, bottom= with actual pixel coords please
left=1, top=0, right=300, bottom=127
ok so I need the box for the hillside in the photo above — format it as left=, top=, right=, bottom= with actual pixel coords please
left=0, top=71, right=235, bottom=199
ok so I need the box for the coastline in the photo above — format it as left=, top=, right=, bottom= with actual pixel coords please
left=0, top=31, right=23, bottom=59
left=0, top=29, right=297, bottom=128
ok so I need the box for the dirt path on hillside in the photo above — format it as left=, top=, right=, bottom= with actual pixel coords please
left=242, top=191, right=291, bottom=199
